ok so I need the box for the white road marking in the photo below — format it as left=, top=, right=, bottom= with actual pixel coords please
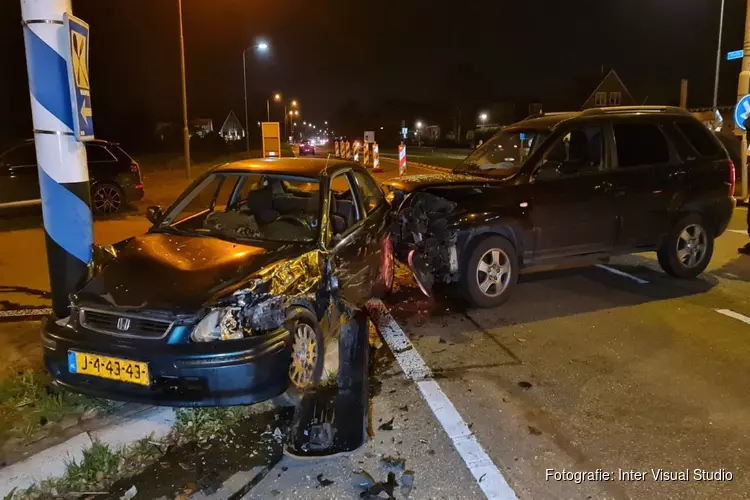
left=715, top=308, right=750, bottom=325
left=368, top=299, right=518, bottom=500
left=595, top=264, right=649, bottom=284
left=0, top=308, right=52, bottom=318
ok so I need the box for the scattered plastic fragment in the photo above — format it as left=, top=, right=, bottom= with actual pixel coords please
left=120, top=485, right=137, bottom=500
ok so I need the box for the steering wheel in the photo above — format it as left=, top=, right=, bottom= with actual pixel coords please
left=275, top=214, right=312, bottom=232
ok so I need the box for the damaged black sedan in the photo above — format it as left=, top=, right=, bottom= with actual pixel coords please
left=43, top=159, right=393, bottom=406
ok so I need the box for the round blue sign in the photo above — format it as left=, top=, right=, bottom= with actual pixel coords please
left=735, top=94, right=750, bottom=131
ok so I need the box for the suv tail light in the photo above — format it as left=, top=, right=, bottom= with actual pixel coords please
left=729, top=159, right=736, bottom=197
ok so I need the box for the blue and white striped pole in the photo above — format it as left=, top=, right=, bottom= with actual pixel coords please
left=21, top=0, right=93, bottom=318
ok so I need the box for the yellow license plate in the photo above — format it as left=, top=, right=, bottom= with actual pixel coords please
left=68, top=351, right=149, bottom=386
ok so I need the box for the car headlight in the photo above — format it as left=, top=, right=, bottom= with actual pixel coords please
left=191, top=308, right=245, bottom=342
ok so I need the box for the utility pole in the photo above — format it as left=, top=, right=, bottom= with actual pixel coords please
left=713, top=0, right=726, bottom=110
left=177, top=0, right=191, bottom=180
left=243, top=51, right=250, bottom=152
left=20, top=0, right=93, bottom=317
left=738, top=0, right=750, bottom=200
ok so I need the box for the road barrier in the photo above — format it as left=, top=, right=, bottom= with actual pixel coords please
left=399, top=143, right=407, bottom=176
left=345, top=141, right=352, bottom=159
left=373, top=143, right=382, bottom=171
left=363, top=142, right=370, bottom=166
left=334, top=140, right=340, bottom=158
left=353, top=142, right=360, bottom=162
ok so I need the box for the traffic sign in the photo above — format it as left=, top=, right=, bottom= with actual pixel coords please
left=63, top=13, right=94, bottom=141
left=364, top=131, right=375, bottom=143
left=735, top=95, right=750, bottom=131
left=727, top=49, right=744, bottom=61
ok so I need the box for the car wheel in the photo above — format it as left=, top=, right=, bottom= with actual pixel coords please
left=657, top=213, right=714, bottom=278
left=374, top=237, right=394, bottom=297
left=285, top=306, right=324, bottom=394
left=461, top=235, right=518, bottom=308
left=92, top=183, right=124, bottom=214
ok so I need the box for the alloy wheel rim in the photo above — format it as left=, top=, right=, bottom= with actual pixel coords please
left=93, top=186, right=122, bottom=213
left=676, top=224, right=707, bottom=268
left=476, top=248, right=511, bottom=297
left=289, top=323, right=318, bottom=389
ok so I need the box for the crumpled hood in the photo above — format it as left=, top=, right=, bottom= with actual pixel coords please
left=383, top=172, right=490, bottom=193
left=76, top=233, right=313, bottom=312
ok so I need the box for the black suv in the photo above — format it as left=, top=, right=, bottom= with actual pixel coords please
left=384, top=106, right=735, bottom=308
left=0, top=139, right=144, bottom=214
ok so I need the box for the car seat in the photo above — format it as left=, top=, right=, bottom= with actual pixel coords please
left=245, top=184, right=280, bottom=225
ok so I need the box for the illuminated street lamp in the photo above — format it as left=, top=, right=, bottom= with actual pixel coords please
left=415, top=121, right=423, bottom=129
left=242, top=40, right=271, bottom=152
left=479, top=112, right=488, bottom=123
left=291, top=100, right=298, bottom=107
left=415, top=121, right=423, bottom=146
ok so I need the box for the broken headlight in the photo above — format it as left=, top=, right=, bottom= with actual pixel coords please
left=190, top=308, right=245, bottom=342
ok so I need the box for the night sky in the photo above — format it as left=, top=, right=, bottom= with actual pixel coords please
left=0, top=0, right=745, bottom=147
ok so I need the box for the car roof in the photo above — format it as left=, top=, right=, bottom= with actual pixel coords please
left=509, top=106, right=695, bottom=132
left=19, top=138, right=120, bottom=147
left=214, top=157, right=360, bottom=177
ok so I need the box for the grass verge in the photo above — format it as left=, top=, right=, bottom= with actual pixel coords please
left=0, top=366, right=112, bottom=451
left=9, top=406, right=270, bottom=500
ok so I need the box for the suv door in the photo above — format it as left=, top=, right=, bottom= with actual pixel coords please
left=609, top=120, right=679, bottom=248
left=528, top=123, right=618, bottom=259
left=0, top=143, right=41, bottom=208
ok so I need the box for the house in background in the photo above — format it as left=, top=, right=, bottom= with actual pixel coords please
left=582, top=69, right=636, bottom=109
left=219, top=111, right=245, bottom=142
left=190, top=118, right=214, bottom=138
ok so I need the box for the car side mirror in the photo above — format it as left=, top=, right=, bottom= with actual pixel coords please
left=146, top=205, right=163, bottom=224
left=534, top=161, right=561, bottom=182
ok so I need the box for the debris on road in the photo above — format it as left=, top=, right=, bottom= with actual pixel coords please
left=378, top=417, right=395, bottom=431
left=380, top=455, right=406, bottom=473
left=518, top=381, right=532, bottom=389
left=316, top=473, right=334, bottom=487
left=119, top=485, right=137, bottom=500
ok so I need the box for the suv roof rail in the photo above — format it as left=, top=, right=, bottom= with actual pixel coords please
left=582, top=105, right=691, bottom=116
left=523, top=111, right=575, bottom=120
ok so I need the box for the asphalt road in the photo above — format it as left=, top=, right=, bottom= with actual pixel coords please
left=2, top=154, right=750, bottom=498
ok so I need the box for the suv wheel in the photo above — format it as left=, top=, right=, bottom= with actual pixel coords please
left=92, top=183, right=124, bottom=214
left=657, top=214, right=714, bottom=278
left=461, top=235, right=518, bottom=308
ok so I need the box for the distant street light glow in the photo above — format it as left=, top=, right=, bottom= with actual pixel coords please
left=274, top=93, right=281, bottom=101
left=257, top=42, right=269, bottom=51
left=416, top=121, right=423, bottom=129
left=291, top=100, right=298, bottom=107
left=480, top=112, right=488, bottom=122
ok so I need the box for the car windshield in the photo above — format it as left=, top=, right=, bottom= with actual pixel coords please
left=157, top=173, right=320, bottom=243
left=454, top=129, right=549, bottom=174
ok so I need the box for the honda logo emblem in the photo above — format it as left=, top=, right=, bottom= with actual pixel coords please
left=116, top=317, right=131, bottom=331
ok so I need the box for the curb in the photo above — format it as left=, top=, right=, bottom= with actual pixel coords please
left=0, top=406, right=176, bottom=498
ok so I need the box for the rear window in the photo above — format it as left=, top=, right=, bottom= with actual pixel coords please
left=675, top=121, right=722, bottom=158
left=86, top=145, right=116, bottom=162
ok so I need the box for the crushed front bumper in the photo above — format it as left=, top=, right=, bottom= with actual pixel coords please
left=42, top=317, right=292, bottom=407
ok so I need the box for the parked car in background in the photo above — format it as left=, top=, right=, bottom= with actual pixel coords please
left=384, top=106, right=735, bottom=308
left=0, top=139, right=143, bottom=214
left=43, top=158, right=393, bottom=406
left=298, top=139, right=316, bottom=156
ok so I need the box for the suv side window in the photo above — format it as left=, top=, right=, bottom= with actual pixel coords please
left=674, top=120, right=722, bottom=158
left=613, top=123, right=670, bottom=168
left=86, top=144, right=116, bottom=163
left=537, top=125, right=604, bottom=179
left=3, top=144, right=37, bottom=167
left=352, top=171, right=384, bottom=216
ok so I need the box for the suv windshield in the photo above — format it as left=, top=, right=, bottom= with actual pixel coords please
left=455, top=129, right=549, bottom=174
left=157, top=173, right=320, bottom=243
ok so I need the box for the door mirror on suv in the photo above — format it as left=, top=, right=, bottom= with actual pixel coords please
left=534, top=161, right=561, bottom=181
left=146, top=205, right=163, bottom=224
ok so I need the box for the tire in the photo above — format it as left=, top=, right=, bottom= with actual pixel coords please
left=284, top=306, right=325, bottom=399
left=657, top=213, right=714, bottom=279
left=91, top=183, right=125, bottom=214
left=373, top=237, right=394, bottom=298
left=460, top=234, right=519, bottom=308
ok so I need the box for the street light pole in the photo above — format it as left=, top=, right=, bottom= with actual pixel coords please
left=713, top=0, right=726, bottom=110
left=243, top=51, right=250, bottom=152
left=266, top=99, right=270, bottom=122
left=177, top=0, right=191, bottom=180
